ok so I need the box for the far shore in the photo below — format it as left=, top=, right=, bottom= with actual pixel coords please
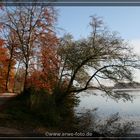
left=112, top=88, right=140, bottom=92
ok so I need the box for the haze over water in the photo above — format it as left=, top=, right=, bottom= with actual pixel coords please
left=77, top=89, right=140, bottom=134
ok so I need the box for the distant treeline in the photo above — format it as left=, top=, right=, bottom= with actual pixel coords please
left=114, top=82, right=140, bottom=89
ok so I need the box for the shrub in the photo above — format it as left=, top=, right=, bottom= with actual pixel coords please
left=17, top=86, right=79, bottom=128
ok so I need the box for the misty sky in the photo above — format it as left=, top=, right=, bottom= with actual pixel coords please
left=57, top=6, right=140, bottom=83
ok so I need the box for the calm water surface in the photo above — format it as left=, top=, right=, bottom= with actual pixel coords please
left=77, top=89, right=140, bottom=133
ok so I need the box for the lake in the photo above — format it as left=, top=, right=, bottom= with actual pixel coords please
left=77, top=89, right=140, bottom=134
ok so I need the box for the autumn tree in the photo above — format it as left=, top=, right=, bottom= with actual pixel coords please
left=57, top=16, right=140, bottom=100
left=27, top=31, right=59, bottom=92
left=0, top=39, right=14, bottom=92
left=0, top=29, right=17, bottom=92
left=0, top=6, right=59, bottom=92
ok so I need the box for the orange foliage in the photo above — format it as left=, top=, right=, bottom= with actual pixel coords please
left=0, top=39, right=15, bottom=92
left=25, top=8, right=60, bottom=92
left=0, top=45, right=8, bottom=92
left=0, top=6, right=59, bottom=93
left=27, top=33, right=60, bottom=92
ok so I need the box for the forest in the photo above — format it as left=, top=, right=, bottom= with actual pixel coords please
left=0, top=6, right=140, bottom=137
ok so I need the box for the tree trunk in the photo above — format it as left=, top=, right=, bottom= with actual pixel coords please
left=23, top=64, right=28, bottom=91
left=5, top=54, right=13, bottom=92
left=5, top=62, right=11, bottom=92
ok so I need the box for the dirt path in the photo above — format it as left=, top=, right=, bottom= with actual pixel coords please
left=0, top=127, right=22, bottom=135
left=0, top=93, right=17, bottom=106
left=0, top=93, right=45, bottom=136
left=0, top=127, right=44, bottom=136
left=0, top=93, right=23, bottom=136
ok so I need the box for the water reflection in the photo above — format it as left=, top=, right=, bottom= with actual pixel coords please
left=77, top=89, right=140, bottom=134
left=76, top=109, right=134, bottom=137
left=107, top=91, right=134, bottom=102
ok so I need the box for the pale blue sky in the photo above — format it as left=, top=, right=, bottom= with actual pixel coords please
left=57, top=6, right=140, bottom=40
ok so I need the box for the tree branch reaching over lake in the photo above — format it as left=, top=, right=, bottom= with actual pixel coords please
left=57, top=16, right=140, bottom=99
